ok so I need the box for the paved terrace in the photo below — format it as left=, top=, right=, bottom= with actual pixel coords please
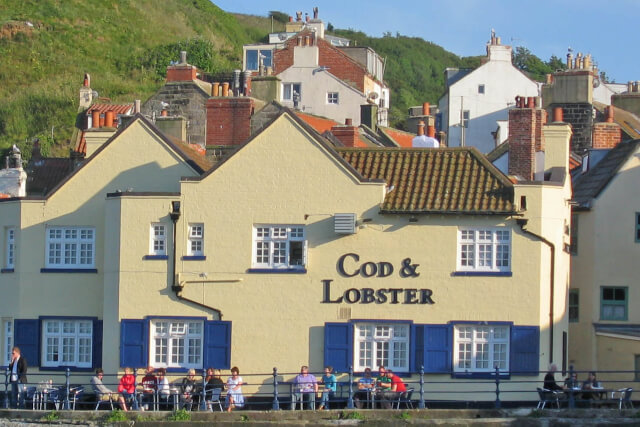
left=2, top=408, right=640, bottom=426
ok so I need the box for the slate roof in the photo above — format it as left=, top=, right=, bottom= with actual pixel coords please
left=572, top=139, right=640, bottom=209
left=25, top=157, right=77, bottom=196
left=337, top=147, right=515, bottom=214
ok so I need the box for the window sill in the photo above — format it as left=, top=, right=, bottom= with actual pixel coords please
left=452, top=271, right=512, bottom=277
left=452, top=371, right=511, bottom=379
left=247, top=268, right=307, bottom=274
left=143, top=255, right=168, bottom=260
left=1, top=268, right=14, bottom=273
left=39, top=366, right=95, bottom=372
left=40, top=268, right=98, bottom=273
left=182, top=255, right=206, bottom=261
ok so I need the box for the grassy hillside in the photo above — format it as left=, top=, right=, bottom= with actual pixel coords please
left=0, top=1, right=482, bottom=158
left=0, top=0, right=262, bottom=157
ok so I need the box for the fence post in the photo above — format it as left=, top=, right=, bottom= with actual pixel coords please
left=418, top=365, right=426, bottom=409
left=3, top=367, right=8, bottom=409
left=272, top=367, right=280, bottom=410
left=63, top=368, right=71, bottom=410
left=494, top=365, right=501, bottom=409
left=346, top=366, right=354, bottom=409
left=199, top=368, right=207, bottom=411
left=568, top=364, right=575, bottom=409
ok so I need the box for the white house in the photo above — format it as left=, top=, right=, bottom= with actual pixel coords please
left=438, top=32, right=539, bottom=153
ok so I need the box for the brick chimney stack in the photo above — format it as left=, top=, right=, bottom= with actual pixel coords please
left=508, top=96, right=547, bottom=180
left=331, top=119, right=360, bottom=147
left=205, top=98, right=254, bottom=146
left=166, top=51, right=198, bottom=82
left=592, top=107, right=622, bottom=149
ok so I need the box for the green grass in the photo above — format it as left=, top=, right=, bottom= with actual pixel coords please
left=42, top=410, right=60, bottom=421
left=105, top=409, right=128, bottom=422
left=167, top=408, right=192, bottom=421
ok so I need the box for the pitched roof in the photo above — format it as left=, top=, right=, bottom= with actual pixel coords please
left=377, top=126, right=415, bottom=148
left=572, top=139, right=640, bottom=209
left=486, top=141, right=510, bottom=162
left=25, top=157, right=77, bottom=196
left=86, top=103, right=133, bottom=115
left=337, top=147, right=515, bottom=214
left=593, top=101, right=640, bottom=140
left=295, top=111, right=339, bottom=133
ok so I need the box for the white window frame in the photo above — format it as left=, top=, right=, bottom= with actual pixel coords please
left=327, top=92, right=339, bottom=104
left=6, top=227, right=15, bottom=269
left=245, top=48, right=273, bottom=71
left=41, top=319, right=93, bottom=368
left=45, top=226, right=95, bottom=269
left=354, top=323, right=410, bottom=372
left=150, top=223, right=167, bottom=256
left=149, top=319, right=203, bottom=369
left=3, top=320, right=12, bottom=366
left=252, top=225, right=307, bottom=269
left=187, top=223, right=204, bottom=256
left=457, top=228, right=511, bottom=272
left=453, top=324, right=510, bottom=373
left=282, top=83, right=301, bottom=102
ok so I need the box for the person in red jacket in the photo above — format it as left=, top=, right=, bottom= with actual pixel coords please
left=379, top=369, right=407, bottom=409
left=117, top=367, right=139, bottom=411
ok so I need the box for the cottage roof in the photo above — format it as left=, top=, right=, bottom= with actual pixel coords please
left=86, top=103, right=133, bottom=115
left=572, top=139, right=640, bottom=209
left=593, top=101, right=640, bottom=140
left=25, top=157, right=76, bottom=196
left=337, top=147, right=515, bottom=214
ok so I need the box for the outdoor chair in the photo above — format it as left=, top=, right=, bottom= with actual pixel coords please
left=612, top=388, right=634, bottom=410
left=205, top=387, right=223, bottom=412
left=395, top=388, right=414, bottom=409
left=23, top=386, right=37, bottom=410
left=536, top=387, right=560, bottom=409
left=94, top=392, right=115, bottom=410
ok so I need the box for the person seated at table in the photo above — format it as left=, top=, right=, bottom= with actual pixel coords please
left=205, top=368, right=225, bottom=410
left=156, top=368, right=171, bottom=410
left=582, top=371, right=603, bottom=400
left=117, top=367, right=139, bottom=411
left=180, top=369, right=198, bottom=410
left=354, top=368, right=375, bottom=409
left=543, top=364, right=564, bottom=392
left=226, top=366, right=245, bottom=412
left=291, top=365, right=318, bottom=410
left=90, top=368, right=122, bottom=409
left=318, top=365, right=336, bottom=410
left=564, top=372, right=579, bottom=390
left=140, top=366, right=156, bottom=411
left=376, top=369, right=406, bottom=409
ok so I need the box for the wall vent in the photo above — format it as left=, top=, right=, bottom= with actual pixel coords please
left=334, top=213, right=356, bottom=234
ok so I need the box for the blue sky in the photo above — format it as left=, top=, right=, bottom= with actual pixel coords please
left=212, top=0, right=639, bottom=84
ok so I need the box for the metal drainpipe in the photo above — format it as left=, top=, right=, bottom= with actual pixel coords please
left=170, top=206, right=223, bottom=319
left=516, top=219, right=555, bottom=364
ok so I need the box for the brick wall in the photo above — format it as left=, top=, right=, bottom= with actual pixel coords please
left=166, top=65, right=197, bottom=82
left=331, top=124, right=360, bottom=147
left=592, top=122, right=622, bottom=149
left=509, top=108, right=538, bottom=180
left=273, top=30, right=367, bottom=92
left=548, top=103, right=593, bottom=154
left=206, top=98, right=254, bottom=146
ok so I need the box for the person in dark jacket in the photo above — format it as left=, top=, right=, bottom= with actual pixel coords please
left=543, top=364, right=564, bottom=391
left=8, top=346, right=28, bottom=409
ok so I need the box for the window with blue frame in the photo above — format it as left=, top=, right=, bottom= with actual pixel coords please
left=11, top=317, right=103, bottom=370
left=324, top=321, right=539, bottom=377
left=121, top=318, right=231, bottom=371
left=601, top=287, right=628, bottom=320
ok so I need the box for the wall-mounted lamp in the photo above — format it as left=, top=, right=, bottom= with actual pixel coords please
left=170, top=201, right=181, bottom=222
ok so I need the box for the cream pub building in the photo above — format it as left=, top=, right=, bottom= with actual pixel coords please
left=0, top=105, right=572, bottom=402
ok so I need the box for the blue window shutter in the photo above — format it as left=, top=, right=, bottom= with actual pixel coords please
left=415, top=324, right=452, bottom=373
left=93, top=320, right=103, bottom=369
left=204, top=321, right=232, bottom=370
left=120, top=319, right=148, bottom=368
left=323, top=322, right=353, bottom=373
left=14, top=319, right=40, bottom=367
left=510, top=325, right=539, bottom=376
